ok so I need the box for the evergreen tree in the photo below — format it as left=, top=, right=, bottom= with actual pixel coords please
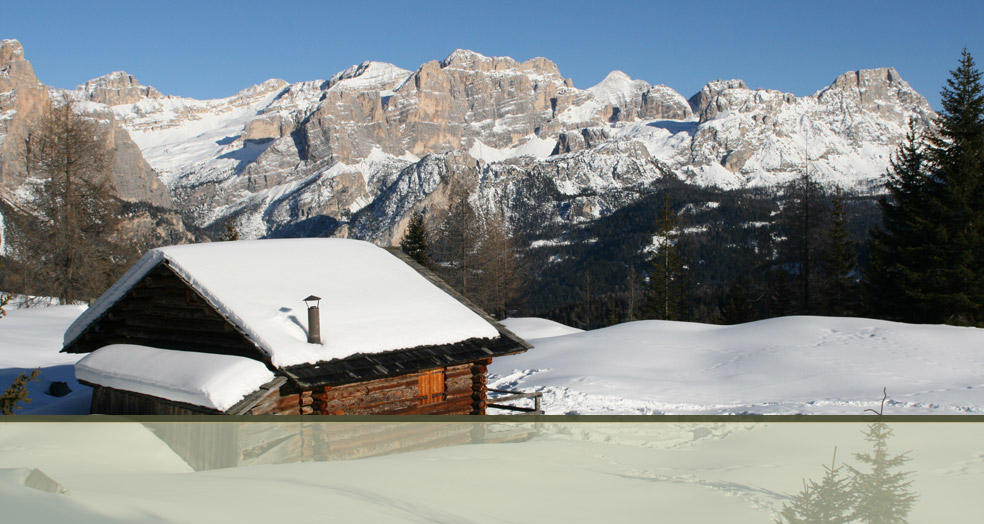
left=819, top=189, right=861, bottom=316
left=776, top=449, right=854, bottom=524
left=781, top=170, right=827, bottom=315
left=865, top=50, right=984, bottom=324
left=645, top=194, right=684, bottom=320
left=0, top=368, right=40, bottom=415
left=922, top=49, right=984, bottom=323
left=223, top=218, right=240, bottom=241
left=865, top=119, right=939, bottom=321
left=846, top=424, right=917, bottom=524
left=0, top=295, right=41, bottom=415
left=400, top=209, right=431, bottom=266
left=722, top=281, right=756, bottom=324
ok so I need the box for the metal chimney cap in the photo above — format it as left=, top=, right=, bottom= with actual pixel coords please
left=303, top=295, right=322, bottom=302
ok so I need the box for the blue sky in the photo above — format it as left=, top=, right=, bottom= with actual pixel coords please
left=4, top=1, right=982, bottom=110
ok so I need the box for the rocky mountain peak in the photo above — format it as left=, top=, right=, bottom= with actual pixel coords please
left=0, top=39, right=47, bottom=187
left=76, top=71, right=164, bottom=105
left=440, top=49, right=494, bottom=68
left=0, top=39, right=25, bottom=62
left=588, top=71, right=651, bottom=104
left=0, top=39, right=37, bottom=86
left=689, top=79, right=750, bottom=122
left=818, top=67, right=932, bottom=119
left=326, top=61, right=411, bottom=92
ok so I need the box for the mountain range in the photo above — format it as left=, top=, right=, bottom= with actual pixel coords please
left=0, top=39, right=934, bottom=247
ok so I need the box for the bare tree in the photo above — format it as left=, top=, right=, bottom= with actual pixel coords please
left=432, top=185, right=482, bottom=300
left=474, top=212, right=521, bottom=319
left=5, top=99, right=131, bottom=303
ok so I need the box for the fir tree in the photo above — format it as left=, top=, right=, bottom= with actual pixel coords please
left=865, top=119, right=939, bottom=321
left=922, top=49, right=984, bottom=323
left=645, top=194, right=684, bottom=320
left=865, top=50, right=984, bottom=324
left=846, top=424, right=917, bottom=524
left=0, top=296, right=41, bottom=415
left=819, top=189, right=861, bottom=316
left=0, top=368, right=40, bottom=415
left=776, top=449, right=854, bottom=524
left=400, top=209, right=431, bottom=266
left=223, top=219, right=240, bottom=241
left=781, top=170, right=827, bottom=315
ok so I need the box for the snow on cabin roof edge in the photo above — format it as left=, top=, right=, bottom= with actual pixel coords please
left=62, top=239, right=513, bottom=367
left=62, top=249, right=166, bottom=349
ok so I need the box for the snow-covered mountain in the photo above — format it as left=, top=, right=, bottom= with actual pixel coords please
left=2, top=41, right=934, bottom=244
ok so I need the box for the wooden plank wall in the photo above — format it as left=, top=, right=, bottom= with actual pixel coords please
left=69, top=264, right=260, bottom=360
left=90, top=385, right=220, bottom=416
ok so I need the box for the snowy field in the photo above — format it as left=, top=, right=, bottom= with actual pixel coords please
left=3, top=305, right=984, bottom=415
left=2, top=305, right=984, bottom=522
left=493, top=316, right=984, bottom=416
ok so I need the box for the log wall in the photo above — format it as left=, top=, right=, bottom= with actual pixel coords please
left=248, top=359, right=491, bottom=415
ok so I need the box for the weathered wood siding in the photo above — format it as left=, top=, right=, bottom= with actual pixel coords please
left=66, top=264, right=263, bottom=361
left=248, top=359, right=491, bottom=415
left=88, top=384, right=221, bottom=415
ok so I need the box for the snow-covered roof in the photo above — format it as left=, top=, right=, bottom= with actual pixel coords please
left=76, top=344, right=276, bottom=411
left=64, top=238, right=501, bottom=368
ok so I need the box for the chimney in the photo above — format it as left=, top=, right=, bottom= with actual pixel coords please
left=303, top=295, right=322, bottom=344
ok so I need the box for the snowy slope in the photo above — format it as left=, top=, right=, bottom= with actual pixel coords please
left=490, top=316, right=984, bottom=415
left=0, top=420, right=978, bottom=523
left=6, top=303, right=984, bottom=417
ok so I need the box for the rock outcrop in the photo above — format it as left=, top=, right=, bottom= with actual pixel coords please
left=0, top=40, right=186, bottom=246
left=77, top=71, right=164, bottom=106
left=2, top=41, right=937, bottom=249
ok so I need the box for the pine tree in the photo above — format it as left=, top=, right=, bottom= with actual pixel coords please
left=0, top=295, right=41, bottom=415
left=0, top=368, right=40, bottom=415
left=776, top=449, right=854, bottom=524
left=865, top=50, right=984, bottom=324
left=782, top=170, right=827, bottom=315
left=865, top=119, right=940, bottom=321
left=223, top=219, right=240, bottom=241
left=400, top=209, right=430, bottom=266
left=922, top=49, right=984, bottom=323
left=846, top=424, right=917, bottom=524
left=645, top=194, right=684, bottom=320
left=819, top=189, right=860, bottom=316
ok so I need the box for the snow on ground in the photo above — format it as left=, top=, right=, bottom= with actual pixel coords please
left=3, top=305, right=984, bottom=521
left=467, top=134, right=556, bottom=163
left=5, top=304, right=984, bottom=416
left=491, top=316, right=984, bottom=415
left=501, top=317, right=583, bottom=339
left=0, top=305, right=90, bottom=414
left=0, top=420, right=980, bottom=523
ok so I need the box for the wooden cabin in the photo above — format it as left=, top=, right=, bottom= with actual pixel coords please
left=62, top=238, right=530, bottom=415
